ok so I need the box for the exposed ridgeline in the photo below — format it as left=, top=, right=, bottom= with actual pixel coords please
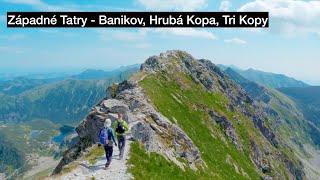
left=54, top=50, right=306, bottom=179
left=224, top=68, right=272, bottom=104
left=224, top=68, right=320, bottom=147
left=224, top=67, right=320, bottom=179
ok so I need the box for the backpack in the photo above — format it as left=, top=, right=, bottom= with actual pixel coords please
left=99, top=128, right=109, bottom=146
left=116, top=121, right=125, bottom=134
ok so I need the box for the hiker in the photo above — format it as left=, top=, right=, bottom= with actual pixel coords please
left=99, top=118, right=117, bottom=170
left=114, top=113, right=129, bottom=160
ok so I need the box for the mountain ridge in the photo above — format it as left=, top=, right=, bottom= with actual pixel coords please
left=279, top=86, right=320, bottom=128
left=52, top=50, right=320, bottom=179
left=218, top=64, right=309, bottom=88
left=0, top=67, right=139, bottom=178
left=0, top=65, right=140, bottom=96
left=0, top=67, right=139, bottom=124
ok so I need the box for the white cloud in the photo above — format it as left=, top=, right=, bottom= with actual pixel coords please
left=0, top=15, right=6, bottom=22
left=95, top=29, right=147, bottom=42
left=96, top=28, right=215, bottom=41
left=137, top=0, right=207, bottom=11
left=4, top=0, right=79, bottom=11
left=133, top=43, right=152, bottom=49
left=39, top=29, right=60, bottom=34
left=152, top=28, right=216, bottom=40
left=224, top=38, right=247, bottom=44
left=0, top=46, right=25, bottom=53
left=2, top=0, right=135, bottom=11
left=39, top=29, right=78, bottom=37
left=4, top=0, right=40, bottom=5
left=112, top=30, right=147, bottom=41
left=238, top=0, right=320, bottom=36
left=4, top=0, right=207, bottom=12
left=219, top=0, right=231, bottom=12
left=0, top=34, right=26, bottom=41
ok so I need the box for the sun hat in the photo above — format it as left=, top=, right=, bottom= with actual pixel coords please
left=104, top=119, right=112, bottom=128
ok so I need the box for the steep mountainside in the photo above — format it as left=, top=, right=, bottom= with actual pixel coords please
left=0, top=66, right=139, bottom=96
left=0, top=135, right=24, bottom=176
left=0, top=68, right=139, bottom=178
left=0, top=119, right=61, bottom=179
left=70, top=65, right=139, bottom=80
left=224, top=68, right=272, bottom=104
left=0, top=68, right=139, bottom=124
left=53, top=50, right=320, bottom=179
left=279, top=86, right=320, bottom=128
left=0, top=79, right=108, bottom=124
left=0, top=77, right=61, bottom=96
left=224, top=68, right=320, bottom=145
left=218, top=65, right=309, bottom=88
left=71, top=69, right=114, bottom=80
left=224, top=67, right=320, bottom=178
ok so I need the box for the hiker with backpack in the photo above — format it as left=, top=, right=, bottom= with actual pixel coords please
left=114, top=113, right=129, bottom=160
left=99, top=118, right=117, bottom=170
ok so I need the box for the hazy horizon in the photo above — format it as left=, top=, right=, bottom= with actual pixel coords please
left=1, top=0, right=319, bottom=85
left=0, top=59, right=319, bottom=86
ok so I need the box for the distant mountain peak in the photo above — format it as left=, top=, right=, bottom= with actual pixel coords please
left=219, top=64, right=309, bottom=88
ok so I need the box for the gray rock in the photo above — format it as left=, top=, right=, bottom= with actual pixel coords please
left=55, top=77, right=205, bottom=174
left=101, top=99, right=129, bottom=115
left=0, top=173, right=5, bottom=180
left=209, top=110, right=243, bottom=151
left=250, top=141, right=271, bottom=173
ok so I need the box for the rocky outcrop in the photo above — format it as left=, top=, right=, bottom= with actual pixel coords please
left=208, top=110, right=242, bottom=151
left=281, top=153, right=304, bottom=180
left=250, top=141, right=271, bottom=173
left=0, top=173, right=5, bottom=180
left=252, top=115, right=279, bottom=148
left=53, top=79, right=205, bottom=174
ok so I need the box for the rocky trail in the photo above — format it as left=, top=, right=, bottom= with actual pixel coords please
left=50, top=140, right=133, bottom=180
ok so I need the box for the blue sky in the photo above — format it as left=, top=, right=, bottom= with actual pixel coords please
left=0, top=0, right=320, bottom=84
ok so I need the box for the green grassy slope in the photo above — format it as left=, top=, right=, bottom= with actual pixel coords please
left=224, top=67, right=320, bottom=173
left=0, top=77, right=59, bottom=96
left=278, top=86, right=320, bottom=128
left=0, top=68, right=139, bottom=124
left=0, top=68, right=139, bottom=177
left=130, top=70, right=291, bottom=179
left=0, top=134, right=24, bottom=176
left=54, top=51, right=311, bottom=179
left=128, top=142, right=200, bottom=180
left=268, top=87, right=320, bottom=149
left=224, top=67, right=320, bottom=151
left=237, top=68, right=308, bottom=88
left=0, top=119, right=59, bottom=177
left=0, top=79, right=105, bottom=124
left=217, top=65, right=309, bottom=88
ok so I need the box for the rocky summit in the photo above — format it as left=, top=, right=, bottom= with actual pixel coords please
left=53, top=50, right=320, bottom=180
